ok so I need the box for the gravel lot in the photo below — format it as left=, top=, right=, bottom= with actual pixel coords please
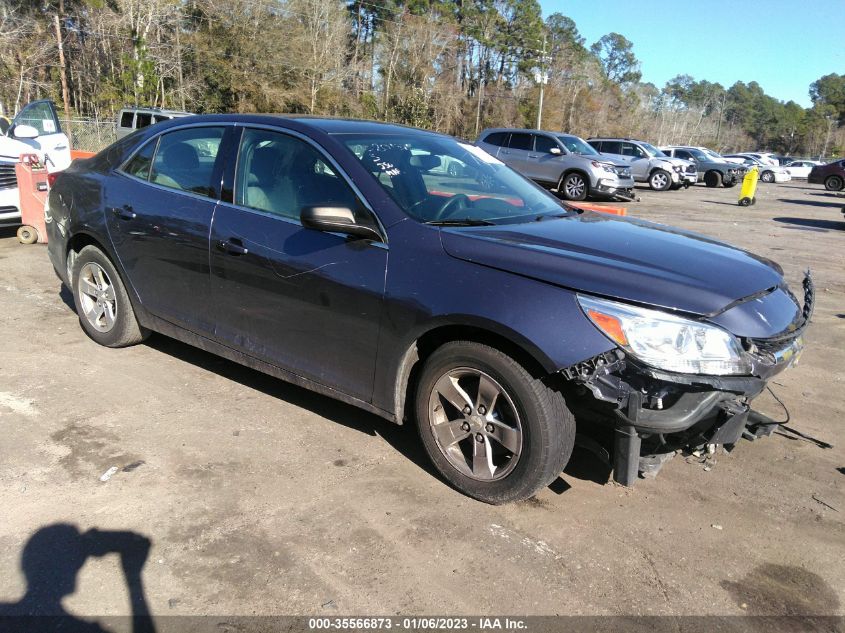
left=0, top=180, right=843, bottom=623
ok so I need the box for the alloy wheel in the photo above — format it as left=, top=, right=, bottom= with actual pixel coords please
left=427, top=368, right=523, bottom=481
left=651, top=172, right=669, bottom=190
left=77, top=262, right=118, bottom=333
left=564, top=175, right=585, bottom=199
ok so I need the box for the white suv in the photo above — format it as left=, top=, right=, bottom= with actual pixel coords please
left=0, top=100, right=71, bottom=226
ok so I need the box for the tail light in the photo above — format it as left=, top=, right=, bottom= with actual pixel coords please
left=47, top=172, right=60, bottom=188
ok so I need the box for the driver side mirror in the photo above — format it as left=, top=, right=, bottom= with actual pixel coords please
left=549, top=147, right=562, bottom=155
left=13, top=124, right=39, bottom=139
left=300, top=206, right=382, bottom=241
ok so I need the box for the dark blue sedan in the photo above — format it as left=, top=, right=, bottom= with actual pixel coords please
left=45, top=115, right=811, bottom=503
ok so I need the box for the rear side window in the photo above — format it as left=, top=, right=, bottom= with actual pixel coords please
left=122, top=138, right=158, bottom=180
left=482, top=132, right=508, bottom=147
left=533, top=136, right=558, bottom=153
left=508, top=133, right=532, bottom=151
left=119, top=111, right=134, bottom=128
left=135, top=113, right=152, bottom=129
left=601, top=141, right=622, bottom=154
left=150, top=126, right=226, bottom=197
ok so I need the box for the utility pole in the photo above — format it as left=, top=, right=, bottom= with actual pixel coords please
left=54, top=9, right=72, bottom=142
left=535, top=32, right=549, bottom=129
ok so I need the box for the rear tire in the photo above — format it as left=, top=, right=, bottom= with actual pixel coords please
left=71, top=245, right=149, bottom=348
left=761, top=171, right=775, bottom=183
left=648, top=169, right=672, bottom=191
left=704, top=171, right=722, bottom=188
left=415, top=341, right=575, bottom=504
left=559, top=172, right=589, bottom=201
left=825, top=175, right=844, bottom=191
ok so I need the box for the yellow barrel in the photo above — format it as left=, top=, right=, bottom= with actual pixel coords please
left=738, top=167, right=759, bottom=206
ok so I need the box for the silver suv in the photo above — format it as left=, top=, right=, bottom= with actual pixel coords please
left=587, top=138, right=697, bottom=191
left=476, top=128, right=635, bottom=201
left=116, top=107, right=192, bottom=139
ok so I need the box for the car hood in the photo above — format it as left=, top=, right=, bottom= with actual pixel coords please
left=439, top=212, right=785, bottom=318
left=661, top=157, right=692, bottom=168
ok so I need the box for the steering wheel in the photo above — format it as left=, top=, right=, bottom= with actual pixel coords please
left=431, top=193, right=471, bottom=221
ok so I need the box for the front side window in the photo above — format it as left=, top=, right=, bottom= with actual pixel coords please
left=15, top=101, right=59, bottom=135
left=341, top=133, right=569, bottom=224
left=622, top=143, right=646, bottom=158
left=533, top=136, right=559, bottom=153
left=150, top=126, right=225, bottom=197
left=235, top=128, right=358, bottom=220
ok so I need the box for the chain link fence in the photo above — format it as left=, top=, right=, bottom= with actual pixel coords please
left=61, top=119, right=117, bottom=153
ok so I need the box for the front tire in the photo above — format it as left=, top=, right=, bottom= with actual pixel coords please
left=71, top=245, right=148, bottom=347
left=825, top=175, right=844, bottom=191
left=704, top=171, right=722, bottom=188
left=761, top=171, right=775, bottom=183
left=559, top=172, right=589, bottom=201
left=415, top=341, right=575, bottom=504
left=649, top=169, right=672, bottom=191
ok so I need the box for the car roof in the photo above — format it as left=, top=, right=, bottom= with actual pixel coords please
left=120, top=106, right=192, bottom=116
left=141, top=113, right=455, bottom=141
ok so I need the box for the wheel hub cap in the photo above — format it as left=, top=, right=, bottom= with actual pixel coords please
left=428, top=368, right=523, bottom=481
left=77, top=262, right=118, bottom=333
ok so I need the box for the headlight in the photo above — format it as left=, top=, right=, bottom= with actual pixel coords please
left=592, top=161, right=617, bottom=173
left=577, top=295, right=751, bottom=375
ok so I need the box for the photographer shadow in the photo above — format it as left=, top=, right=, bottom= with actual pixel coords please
left=0, top=523, right=155, bottom=633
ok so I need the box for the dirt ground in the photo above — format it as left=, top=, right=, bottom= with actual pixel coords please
left=0, top=179, right=843, bottom=623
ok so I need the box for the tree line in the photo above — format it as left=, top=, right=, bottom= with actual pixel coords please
left=1, top=0, right=843, bottom=158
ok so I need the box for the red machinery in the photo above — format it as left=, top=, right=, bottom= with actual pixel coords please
left=15, top=153, right=50, bottom=244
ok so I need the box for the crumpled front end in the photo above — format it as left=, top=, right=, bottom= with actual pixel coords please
left=560, top=272, right=814, bottom=485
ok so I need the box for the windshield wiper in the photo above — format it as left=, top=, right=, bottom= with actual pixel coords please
left=424, top=218, right=496, bottom=226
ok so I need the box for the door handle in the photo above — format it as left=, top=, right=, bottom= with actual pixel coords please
left=109, top=205, right=136, bottom=220
left=217, top=238, right=249, bottom=256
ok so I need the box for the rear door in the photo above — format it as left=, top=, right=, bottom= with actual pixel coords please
left=11, top=100, right=71, bottom=171
left=208, top=126, right=387, bottom=402
left=498, top=132, right=533, bottom=178
left=106, top=124, right=231, bottom=334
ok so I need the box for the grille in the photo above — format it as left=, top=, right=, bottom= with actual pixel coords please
left=0, top=163, right=16, bottom=190
left=0, top=205, right=18, bottom=214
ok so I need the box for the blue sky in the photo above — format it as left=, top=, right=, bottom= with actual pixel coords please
left=539, top=0, right=844, bottom=107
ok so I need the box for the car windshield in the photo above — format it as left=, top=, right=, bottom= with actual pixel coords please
left=701, top=148, right=723, bottom=160
left=557, top=135, right=600, bottom=156
left=640, top=142, right=666, bottom=157
left=688, top=149, right=710, bottom=161
left=340, top=133, right=569, bottom=224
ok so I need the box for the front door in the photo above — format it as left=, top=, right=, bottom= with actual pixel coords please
left=621, top=142, right=650, bottom=181
left=105, top=125, right=230, bottom=333
left=209, top=127, right=387, bottom=402
left=11, top=100, right=71, bottom=171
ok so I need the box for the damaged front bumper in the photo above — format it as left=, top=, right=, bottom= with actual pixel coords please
left=561, top=273, right=814, bottom=485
